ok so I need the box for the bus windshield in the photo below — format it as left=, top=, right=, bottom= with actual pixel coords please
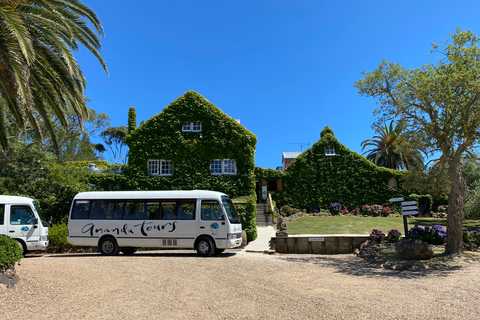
left=33, top=201, right=49, bottom=227
left=221, top=196, right=241, bottom=224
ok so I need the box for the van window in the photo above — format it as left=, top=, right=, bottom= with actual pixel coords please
left=10, top=205, right=35, bottom=225
left=201, top=201, right=223, bottom=221
left=0, top=204, right=4, bottom=225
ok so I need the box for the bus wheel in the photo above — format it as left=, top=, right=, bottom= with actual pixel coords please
left=99, top=237, right=119, bottom=255
left=121, top=247, right=138, bottom=255
left=214, top=248, right=225, bottom=255
left=196, top=237, right=214, bottom=257
left=16, top=240, right=27, bottom=256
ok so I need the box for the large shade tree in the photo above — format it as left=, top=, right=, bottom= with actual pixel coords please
left=355, top=28, right=480, bottom=254
left=0, top=0, right=108, bottom=155
left=361, top=120, right=423, bottom=170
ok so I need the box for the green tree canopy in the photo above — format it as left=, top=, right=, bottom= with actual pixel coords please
left=100, top=126, right=128, bottom=164
left=355, top=28, right=480, bottom=254
left=0, top=0, right=108, bottom=153
left=361, top=120, right=424, bottom=170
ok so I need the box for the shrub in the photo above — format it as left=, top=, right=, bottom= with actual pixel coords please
left=463, top=229, right=480, bottom=251
left=48, top=222, right=73, bottom=251
left=0, top=235, right=23, bottom=270
left=370, top=229, right=385, bottom=243
left=279, top=206, right=306, bottom=217
left=385, top=229, right=402, bottom=243
left=233, top=195, right=257, bottom=242
left=329, top=202, right=342, bottom=215
left=408, top=225, right=446, bottom=245
left=437, top=205, right=447, bottom=213
left=361, top=204, right=392, bottom=217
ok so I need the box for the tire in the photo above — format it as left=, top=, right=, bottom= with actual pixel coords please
left=99, top=237, right=119, bottom=256
left=214, top=248, right=225, bottom=255
left=120, top=247, right=138, bottom=255
left=16, top=240, right=27, bottom=256
left=196, top=237, right=215, bottom=257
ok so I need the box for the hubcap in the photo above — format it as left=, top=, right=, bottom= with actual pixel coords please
left=199, top=241, right=209, bottom=254
left=103, top=240, right=114, bottom=254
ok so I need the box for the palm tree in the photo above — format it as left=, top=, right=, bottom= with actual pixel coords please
left=361, top=120, right=423, bottom=170
left=0, top=0, right=108, bottom=152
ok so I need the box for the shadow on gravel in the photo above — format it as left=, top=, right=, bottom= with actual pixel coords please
left=276, top=255, right=464, bottom=279
left=45, top=251, right=238, bottom=259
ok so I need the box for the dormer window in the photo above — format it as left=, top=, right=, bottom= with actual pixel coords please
left=325, top=146, right=335, bottom=156
left=182, top=121, right=201, bottom=132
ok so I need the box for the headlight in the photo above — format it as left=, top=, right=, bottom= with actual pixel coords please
left=39, top=236, right=48, bottom=241
left=227, top=233, right=242, bottom=240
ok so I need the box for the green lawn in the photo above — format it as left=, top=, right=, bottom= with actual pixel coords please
left=286, top=216, right=480, bottom=235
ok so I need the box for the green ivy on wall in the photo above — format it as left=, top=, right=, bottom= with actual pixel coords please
left=281, top=126, right=406, bottom=209
left=120, top=91, right=257, bottom=198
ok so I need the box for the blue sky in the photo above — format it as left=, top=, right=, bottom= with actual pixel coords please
left=77, top=0, right=480, bottom=169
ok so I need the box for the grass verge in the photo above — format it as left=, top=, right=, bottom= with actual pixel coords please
left=286, top=216, right=480, bottom=235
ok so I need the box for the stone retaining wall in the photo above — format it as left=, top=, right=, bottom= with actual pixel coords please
left=273, top=235, right=370, bottom=254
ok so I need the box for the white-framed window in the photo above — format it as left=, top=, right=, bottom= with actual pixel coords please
left=192, top=121, right=202, bottom=132
left=182, top=122, right=191, bottom=132
left=160, top=160, right=173, bottom=176
left=325, top=146, right=335, bottom=156
left=223, top=159, right=237, bottom=174
left=210, top=159, right=237, bottom=175
left=147, top=160, right=159, bottom=175
left=147, top=159, right=173, bottom=176
left=182, top=121, right=201, bottom=132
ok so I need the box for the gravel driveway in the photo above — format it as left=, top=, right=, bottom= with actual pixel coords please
left=1, top=249, right=479, bottom=320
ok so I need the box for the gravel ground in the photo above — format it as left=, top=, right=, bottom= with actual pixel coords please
left=1, top=249, right=480, bottom=320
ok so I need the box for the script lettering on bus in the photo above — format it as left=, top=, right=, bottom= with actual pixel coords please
left=81, top=221, right=177, bottom=237
left=133, top=221, right=177, bottom=236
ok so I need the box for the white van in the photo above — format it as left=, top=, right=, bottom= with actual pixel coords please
left=67, top=190, right=243, bottom=256
left=0, top=195, right=49, bottom=253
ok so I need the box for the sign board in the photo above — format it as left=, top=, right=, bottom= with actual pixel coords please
left=401, top=201, right=417, bottom=206
left=402, top=210, right=419, bottom=216
left=389, top=197, right=404, bottom=202
left=261, top=186, right=267, bottom=199
left=402, top=206, right=418, bottom=211
left=309, top=237, right=325, bottom=242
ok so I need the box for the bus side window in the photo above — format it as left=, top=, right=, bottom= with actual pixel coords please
left=91, top=201, right=108, bottom=219
left=125, top=201, right=148, bottom=220
left=177, top=201, right=195, bottom=220
left=0, top=204, right=4, bottom=225
left=146, top=202, right=160, bottom=219
left=161, top=201, right=177, bottom=220
left=72, top=201, right=90, bottom=219
left=201, top=201, right=223, bottom=221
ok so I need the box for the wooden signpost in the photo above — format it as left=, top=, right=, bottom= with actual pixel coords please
left=389, top=197, right=418, bottom=238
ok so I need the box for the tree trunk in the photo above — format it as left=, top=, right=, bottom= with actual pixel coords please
left=445, top=161, right=467, bottom=255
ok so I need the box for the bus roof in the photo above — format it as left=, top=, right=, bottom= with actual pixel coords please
left=73, top=190, right=228, bottom=200
left=0, top=195, right=34, bottom=204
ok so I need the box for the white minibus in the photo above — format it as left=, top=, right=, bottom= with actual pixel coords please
left=67, top=190, right=244, bottom=256
left=0, top=195, right=49, bottom=254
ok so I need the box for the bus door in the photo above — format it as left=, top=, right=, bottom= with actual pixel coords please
left=0, top=204, right=5, bottom=236
left=199, top=200, right=228, bottom=246
left=7, top=204, right=41, bottom=250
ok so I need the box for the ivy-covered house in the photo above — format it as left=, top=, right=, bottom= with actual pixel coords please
left=125, top=91, right=257, bottom=198
left=282, top=126, right=404, bottom=209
